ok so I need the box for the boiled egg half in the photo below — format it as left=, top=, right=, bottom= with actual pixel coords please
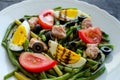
left=9, top=20, right=30, bottom=51
left=54, top=8, right=91, bottom=21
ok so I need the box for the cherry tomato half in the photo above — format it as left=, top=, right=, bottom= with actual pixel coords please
left=38, top=9, right=54, bottom=29
left=78, top=27, right=102, bottom=44
left=19, top=52, right=56, bottom=72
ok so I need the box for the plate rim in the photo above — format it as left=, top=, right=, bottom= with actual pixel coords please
left=0, top=0, right=120, bottom=80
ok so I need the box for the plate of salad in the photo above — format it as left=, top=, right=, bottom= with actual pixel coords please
left=0, top=0, right=120, bottom=80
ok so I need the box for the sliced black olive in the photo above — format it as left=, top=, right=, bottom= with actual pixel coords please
left=100, top=46, right=112, bottom=55
left=32, top=42, right=44, bottom=53
left=78, top=16, right=86, bottom=22
left=45, top=31, right=55, bottom=42
left=32, top=24, right=42, bottom=34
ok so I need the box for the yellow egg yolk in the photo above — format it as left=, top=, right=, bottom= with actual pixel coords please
left=61, top=9, right=78, bottom=18
left=12, top=25, right=27, bottom=46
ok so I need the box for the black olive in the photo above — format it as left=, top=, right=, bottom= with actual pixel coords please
left=73, top=28, right=78, bottom=38
left=32, top=24, right=42, bottom=34
left=59, top=20, right=66, bottom=25
left=45, top=31, right=55, bottom=42
left=64, top=19, right=78, bottom=27
left=65, top=21, right=76, bottom=27
left=78, top=16, right=86, bottom=22
left=19, top=18, right=26, bottom=22
left=66, top=41, right=77, bottom=49
left=100, top=46, right=112, bottom=55
left=32, top=42, right=44, bottom=53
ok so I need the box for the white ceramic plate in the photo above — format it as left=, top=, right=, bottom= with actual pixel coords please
left=0, top=0, right=120, bottom=80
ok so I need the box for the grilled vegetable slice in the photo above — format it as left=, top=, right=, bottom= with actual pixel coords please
left=48, top=40, right=86, bottom=67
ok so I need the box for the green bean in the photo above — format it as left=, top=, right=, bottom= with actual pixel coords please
left=23, top=39, right=29, bottom=52
left=82, top=51, right=87, bottom=58
left=91, top=63, right=100, bottom=71
left=6, top=46, right=19, bottom=65
left=87, top=59, right=98, bottom=65
left=24, top=15, right=38, bottom=20
left=102, top=36, right=110, bottom=42
left=101, top=31, right=110, bottom=43
left=76, top=49, right=83, bottom=54
left=55, top=73, right=70, bottom=80
left=68, top=68, right=91, bottom=80
left=76, top=66, right=106, bottom=80
left=30, top=31, right=41, bottom=40
left=14, top=19, right=22, bottom=25
left=76, top=77, right=89, bottom=80
left=41, top=35, right=47, bottom=41
left=58, top=65, right=74, bottom=72
left=86, top=58, right=102, bottom=72
left=2, top=42, right=7, bottom=48
left=39, top=30, right=47, bottom=37
left=46, top=73, right=56, bottom=78
left=58, top=65, right=79, bottom=73
left=32, top=73, right=39, bottom=78
left=102, top=31, right=109, bottom=38
left=24, top=15, right=38, bottom=17
left=89, top=66, right=106, bottom=80
left=4, top=67, right=18, bottom=80
left=53, top=6, right=62, bottom=11
left=87, top=56, right=103, bottom=72
left=53, top=65, right=63, bottom=76
left=98, top=44, right=114, bottom=50
left=41, top=73, right=70, bottom=80
left=14, top=72, right=31, bottom=80
left=99, top=50, right=106, bottom=63
left=2, top=22, right=15, bottom=43
left=66, top=26, right=74, bottom=37
left=47, top=69, right=58, bottom=76
left=40, top=72, right=47, bottom=79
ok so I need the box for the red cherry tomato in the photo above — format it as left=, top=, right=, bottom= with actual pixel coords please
left=78, top=27, right=102, bottom=44
left=19, top=52, right=56, bottom=72
left=38, top=9, right=54, bottom=29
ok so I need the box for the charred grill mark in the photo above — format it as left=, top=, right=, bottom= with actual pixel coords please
left=64, top=51, right=71, bottom=64
left=55, top=45, right=59, bottom=60
left=55, top=44, right=78, bottom=64
left=59, top=10, right=62, bottom=20
left=64, top=9, right=67, bottom=21
left=60, top=48, right=66, bottom=61
left=55, top=49, right=59, bottom=60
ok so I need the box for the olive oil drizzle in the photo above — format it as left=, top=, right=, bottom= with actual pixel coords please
left=64, top=50, right=71, bottom=64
